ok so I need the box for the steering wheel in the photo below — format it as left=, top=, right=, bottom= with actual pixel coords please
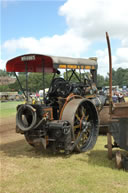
left=48, top=78, right=72, bottom=98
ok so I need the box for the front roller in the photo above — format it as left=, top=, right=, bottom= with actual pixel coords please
left=61, top=98, right=99, bottom=152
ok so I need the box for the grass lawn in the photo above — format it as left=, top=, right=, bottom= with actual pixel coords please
left=0, top=102, right=128, bottom=193
left=1, top=136, right=128, bottom=193
left=0, top=101, right=23, bottom=118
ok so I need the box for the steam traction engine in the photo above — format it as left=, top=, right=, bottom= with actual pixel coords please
left=6, top=54, right=106, bottom=154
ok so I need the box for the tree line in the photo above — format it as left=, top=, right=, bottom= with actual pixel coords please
left=97, top=68, right=128, bottom=88
left=0, top=67, right=128, bottom=92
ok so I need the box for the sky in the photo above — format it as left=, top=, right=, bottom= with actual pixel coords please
left=1, top=0, right=128, bottom=76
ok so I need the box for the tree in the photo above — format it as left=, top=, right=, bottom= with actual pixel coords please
left=0, top=69, right=14, bottom=77
left=9, top=72, right=61, bottom=92
left=97, top=74, right=105, bottom=87
left=0, top=85, right=10, bottom=92
left=63, top=70, right=80, bottom=82
left=63, top=70, right=91, bottom=83
left=1, top=67, right=128, bottom=92
left=111, top=68, right=128, bottom=87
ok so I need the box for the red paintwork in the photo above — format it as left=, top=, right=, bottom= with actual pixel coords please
left=6, top=54, right=56, bottom=73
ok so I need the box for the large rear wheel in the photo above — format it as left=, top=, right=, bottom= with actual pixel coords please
left=61, top=99, right=99, bottom=152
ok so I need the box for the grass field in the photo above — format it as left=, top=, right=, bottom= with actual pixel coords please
left=0, top=102, right=128, bottom=193
left=0, top=101, right=22, bottom=118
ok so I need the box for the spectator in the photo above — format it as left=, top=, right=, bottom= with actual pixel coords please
left=112, top=92, right=118, bottom=103
left=118, top=93, right=125, bottom=102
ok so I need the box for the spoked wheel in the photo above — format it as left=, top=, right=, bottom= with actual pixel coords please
left=107, top=132, right=113, bottom=160
left=61, top=99, right=99, bottom=153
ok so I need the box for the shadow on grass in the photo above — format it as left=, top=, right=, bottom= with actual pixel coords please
left=87, top=149, right=115, bottom=169
left=1, top=137, right=125, bottom=169
left=77, top=148, right=126, bottom=169
left=0, top=139, right=71, bottom=159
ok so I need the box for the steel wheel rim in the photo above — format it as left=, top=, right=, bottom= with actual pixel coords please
left=61, top=98, right=99, bottom=152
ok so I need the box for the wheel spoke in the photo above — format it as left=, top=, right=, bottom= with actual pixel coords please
left=80, top=106, right=89, bottom=121
left=81, top=106, right=86, bottom=117
left=74, top=124, right=80, bottom=129
left=75, top=113, right=81, bottom=121
left=85, top=114, right=89, bottom=121
left=75, top=106, right=90, bottom=145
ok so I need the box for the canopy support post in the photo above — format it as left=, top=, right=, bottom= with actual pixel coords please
left=79, top=66, right=81, bottom=82
left=66, top=65, right=68, bottom=80
left=25, top=62, right=28, bottom=101
left=91, top=69, right=97, bottom=85
left=14, top=72, right=27, bottom=98
left=42, top=59, right=45, bottom=100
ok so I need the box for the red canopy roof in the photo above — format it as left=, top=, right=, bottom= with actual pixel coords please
left=6, top=54, right=56, bottom=73
left=6, top=53, right=98, bottom=73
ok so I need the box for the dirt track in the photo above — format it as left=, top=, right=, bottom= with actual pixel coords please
left=0, top=116, right=24, bottom=144
left=0, top=116, right=16, bottom=133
